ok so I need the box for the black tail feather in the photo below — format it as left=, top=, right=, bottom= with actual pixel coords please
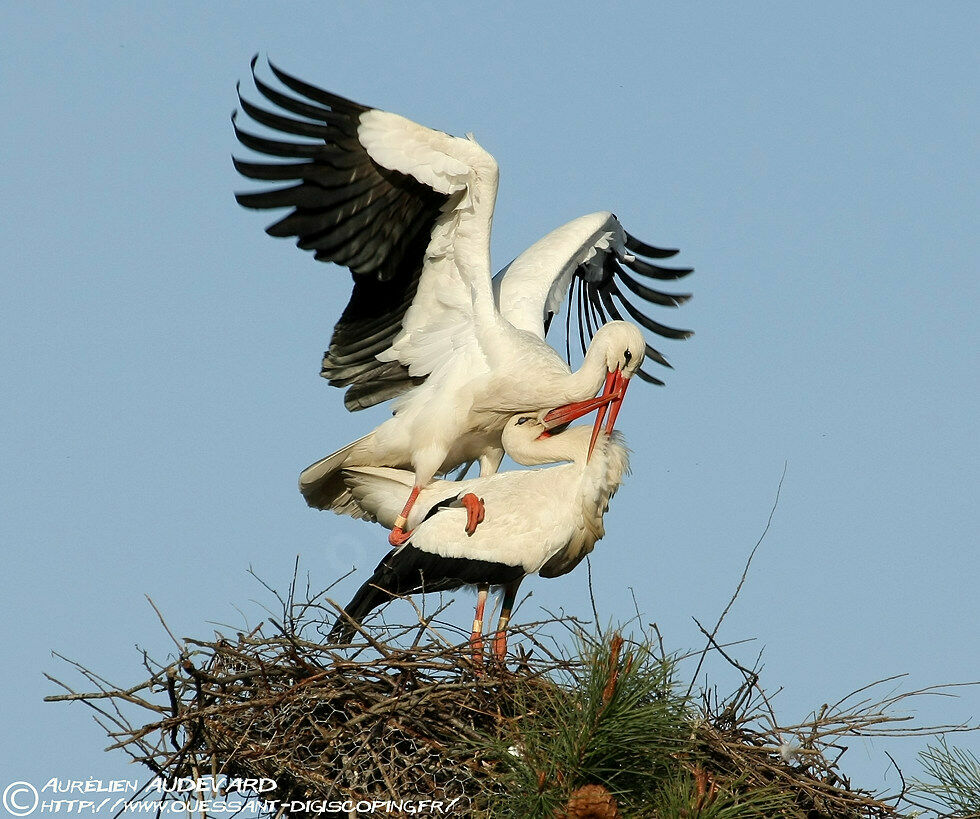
left=328, top=544, right=525, bottom=644
left=329, top=580, right=397, bottom=643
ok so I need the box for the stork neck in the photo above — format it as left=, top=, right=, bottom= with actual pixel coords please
left=564, top=344, right=611, bottom=404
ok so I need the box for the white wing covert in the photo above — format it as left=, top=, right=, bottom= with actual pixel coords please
left=494, top=212, right=694, bottom=384
left=362, top=112, right=500, bottom=381
left=233, top=58, right=496, bottom=409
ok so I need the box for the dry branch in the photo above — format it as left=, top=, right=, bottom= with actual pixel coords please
left=45, top=577, right=977, bottom=818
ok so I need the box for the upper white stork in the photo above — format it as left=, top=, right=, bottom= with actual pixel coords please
left=233, top=58, right=692, bottom=544
left=330, top=413, right=630, bottom=660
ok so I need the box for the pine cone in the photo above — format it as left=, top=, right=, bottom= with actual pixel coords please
left=556, top=784, right=621, bottom=819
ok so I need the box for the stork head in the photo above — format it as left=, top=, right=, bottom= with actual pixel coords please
left=502, top=412, right=589, bottom=466
left=542, top=321, right=646, bottom=459
left=595, top=320, right=646, bottom=380
left=501, top=413, right=548, bottom=455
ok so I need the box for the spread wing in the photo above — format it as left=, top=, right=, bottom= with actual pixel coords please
left=234, top=58, right=497, bottom=410
left=493, top=211, right=693, bottom=384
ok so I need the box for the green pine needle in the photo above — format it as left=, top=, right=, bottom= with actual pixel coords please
left=914, top=739, right=980, bottom=816
left=480, top=629, right=689, bottom=816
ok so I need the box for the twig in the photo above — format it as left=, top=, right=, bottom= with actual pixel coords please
left=686, top=461, right=787, bottom=698
left=145, top=595, right=185, bottom=653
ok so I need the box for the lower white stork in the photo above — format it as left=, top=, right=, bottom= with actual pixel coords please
left=233, top=60, right=692, bottom=545
left=329, top=413, right=630, bottom=661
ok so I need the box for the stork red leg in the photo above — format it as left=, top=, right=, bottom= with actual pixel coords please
left=493, top=578, right=522, bottom=662
left=460, top=493, right=485, bottom=535
left=470, top=585, right=489, bottom=665
left=388, top=485, right=422, bottom=546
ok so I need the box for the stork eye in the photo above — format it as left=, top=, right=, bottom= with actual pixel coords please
left=516, top=416, right=531, bottom=425
left=624, top=349, right=633, bottom=364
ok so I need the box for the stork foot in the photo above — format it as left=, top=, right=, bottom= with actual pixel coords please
left=461, top=493, right=485, bottom=535
left=388, top=526, right=413, bottom=547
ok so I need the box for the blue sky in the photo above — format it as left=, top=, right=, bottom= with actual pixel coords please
left=1, top=1, right=977, bottom=804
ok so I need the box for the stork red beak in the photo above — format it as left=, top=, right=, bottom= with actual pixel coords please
left=540, top=368, right=631, bottom=460
left=541, top=370, right=620, bottom=430
left=586, top=369, right=631, bottom=460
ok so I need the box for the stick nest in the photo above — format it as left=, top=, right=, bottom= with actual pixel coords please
left=46, top=586, right=973, bottom=818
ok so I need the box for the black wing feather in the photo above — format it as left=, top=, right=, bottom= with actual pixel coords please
left=622, top=254, right=694, bottom=280
left=553, top=226, right=693, bottom=384
left=624, top=231, right=679, bottom=259
left=606, top=279, right=693, bottom=340
left=233, top=58, right=449, bottom=410
left=611, top=258, right=692, bottom=307
left=266, top=58, right=369, bottom=116
left=595, top=287, right=671, bottom=368
left=634, top=367, right=666, bottom=386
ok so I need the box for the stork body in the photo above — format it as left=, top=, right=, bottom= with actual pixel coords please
left=299, top=319, right=643, bottom=520
left=234, top=60, right=691, bottom=540
left=330, top=415, right=630, bottom=659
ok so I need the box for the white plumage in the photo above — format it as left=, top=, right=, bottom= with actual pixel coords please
left=299, top=319, right=644, bottom=530
left=331, top=414, right=630, bottom=658
left=346, top=415, right=629, bottom=571
left=233, top=59, right=692, bottom=545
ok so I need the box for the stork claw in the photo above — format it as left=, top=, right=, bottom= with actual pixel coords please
left=461, top=493, right=485, bottom=536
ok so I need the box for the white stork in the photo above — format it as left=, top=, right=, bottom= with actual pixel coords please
left=233, top=58, right=691, bottom=545
left=330, top=413, right=630, bottom=660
